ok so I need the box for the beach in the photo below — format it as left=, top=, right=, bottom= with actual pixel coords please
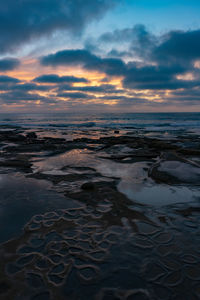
left=0, top=112, right=200, bottom=299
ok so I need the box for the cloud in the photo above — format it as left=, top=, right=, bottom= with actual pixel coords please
left=107, top=49, right=132, bottom=59
left=56, top=83, right=123, bottom=95
left=40, top=49, right=126, bottom=76
left=97, top=25, right=200, bottom=68
left=12, top=83, right=51, bottom=91
left=167, top=88, right=200, bottom=102
left=99, top=24, right=157, bottom=59
left=41, top=49, right=99, bottom=67
left=41, top=48, right=198, bottom=91
left=0, top=58, right=20, bottom=71
left=152, top=29, right=200, bottom=66
left=33, top=74, right=88, bottom=84
left=0, top=75, right=20, bottom=83
left=0, top=82, right=51, bottom=92
left=0, top=0, right=117, bottom=54
left=86, top=24, right=157, bottom=61
left=3, top=23, right=200, bottom=108
left=57, top=92, right=92, bottom=99
left=0, top=79, right=56, bottom=104
left=0, top=90, right=56, bottom=104
left=122, top=63, right=199, bottom=90
left=69, top=84, right=121, bottom=93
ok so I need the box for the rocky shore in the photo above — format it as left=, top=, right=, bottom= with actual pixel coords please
left=0, top=126, right=200, bottom=299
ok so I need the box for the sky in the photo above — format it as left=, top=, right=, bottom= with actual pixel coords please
left=0, top=0, right=200, bottom=113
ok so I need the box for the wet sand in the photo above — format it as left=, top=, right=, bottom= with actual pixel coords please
left=0, top=126, right=200, bottom=299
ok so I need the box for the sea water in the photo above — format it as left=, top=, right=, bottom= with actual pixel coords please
left=0, top=112, right=199, bottom=133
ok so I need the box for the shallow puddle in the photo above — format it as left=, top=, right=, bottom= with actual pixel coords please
left=119, top=180, right=200, bottom=206
left=0, top=173, right=81, bottom=243
left=32, top=149, right=200, bottom=207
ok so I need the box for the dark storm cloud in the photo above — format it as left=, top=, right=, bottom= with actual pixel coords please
left=167, top=88, right=200, bottom=101
left=0, top=90, right=39, bottom=103
left=0, top=79, right=56, bottom=104
left=0, top=75, right=124, bottom=105
left=0, top=58, right=20, bottom=71
left=98, top=95, right=145, bottom=102
left=121, top=28, right=200, bottom=89
left=41, top=48, right=199, bottom=90
left=0, top=90, right=56, bottom=104
left=57, top=92, right=92, bottom=99
left=12, top=83, right=51, bottom=91
left=40, top=48, right=130, bottom=78
left=0, top=82, right=51, bottom=92
left=56, top=83, right=124, bottom=95
left=41, top=49, right=99, bottom=68
left=71, top=86, right=106, bottom=92
left=40, top=24, right=200, bottom=97
left=123, top=64, right=199, bottom=90
left=71, top=84, right=121, bottom=93
left=0, top=75, right=20, bottom=83
left=90, top=57, right=126, bottom=76
left=0, top=0, right=117, bottom=53
left=40, top=49, right=126, bottom=76
left=124, top=79, right=199, bottom=90
left=33, top=74, right=88, bottom=84
left=152, top=29, right=200, bottom=66
left=98, top=25, right=200, bottom=67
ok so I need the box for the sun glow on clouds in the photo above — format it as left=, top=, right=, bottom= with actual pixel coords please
left=1, top=34, right=200, bottom=112
left=0, top=0, right=199, bottom=112
left=176, top=73, right=195, bottom=81
left=1, top=53, right=199, bottom=112
left=194, top=61, right=200, bottom=69
left=1, top=56, right=135, bottom=109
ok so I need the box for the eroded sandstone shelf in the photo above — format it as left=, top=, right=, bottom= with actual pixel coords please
left=0, top=126, right=200, bottom=299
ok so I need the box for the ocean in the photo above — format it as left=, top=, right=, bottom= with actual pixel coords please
left=0, top=112, right=200, bottom=132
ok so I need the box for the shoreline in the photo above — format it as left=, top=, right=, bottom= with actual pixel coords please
left=0, top=125, right=200, bottom=299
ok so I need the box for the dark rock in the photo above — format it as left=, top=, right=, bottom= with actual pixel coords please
left=81, top=182, right=96, bottom=191
left=0, top=158, right=32, bottom=172
left=175, top=207, right=200, bottom=217
left=0, top=281, right=10, bottom=294
left=31, top=291, right=50, bottom=300
left=27, top=132, right=37, bottom=139
left=148, top=163, right=179, bottom=184
left=160, top=152, right=184, bottom=161
left=178, top=148, right=200, bottom=156
left=6, top=134, right=26, bottom=142
left=148, top=153, right=200, bottom=184
left=43, top=137, right=66, bottom=144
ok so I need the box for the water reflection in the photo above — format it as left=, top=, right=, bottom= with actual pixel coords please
left=32, top=149, right=200, bottom=207
left=0, top=173, right=81, bottom=243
